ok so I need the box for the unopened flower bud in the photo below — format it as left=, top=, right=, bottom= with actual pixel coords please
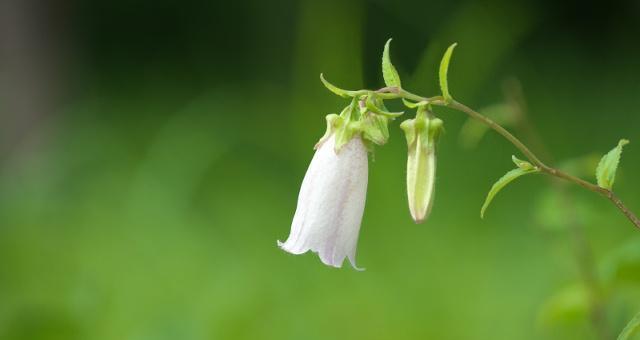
left=400, top=112, right=443, bottom=223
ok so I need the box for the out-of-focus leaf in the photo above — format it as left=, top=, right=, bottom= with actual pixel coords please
left=535, top=189, right=568, bottom=231
left=596, top=139, right=630, bottom=189
left=481, top=164, right=538, bottom=218
left=459, top=103, right=515, bottom=149
left=618, top=311, right=640, bottom=340
left=600, top=238, right=640, bottom=286
left=537, top=284, right=591, bottom=328
left=558, top=154, right=601, bottom=179
left=439, top=43, right=457, bottom=103
left=533, top=187, right=596, bottom=232
left=382, top=39, right=401, bottom=88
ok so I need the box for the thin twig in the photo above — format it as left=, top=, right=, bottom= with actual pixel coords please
left=354, top=85, right=640, bottom=230
left=446, top=99, right=640, bottom=231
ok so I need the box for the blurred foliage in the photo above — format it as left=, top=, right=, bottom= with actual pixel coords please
left=1, top=0, right=640, bottom=339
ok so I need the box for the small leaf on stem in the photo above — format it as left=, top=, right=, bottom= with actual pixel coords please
left=439, top=43, right=457, bottom=103
left=596, top=139, right=630, bottom=189
left=382, top=39, right=402, bottom=88
left=481, top=166, right=539, bottom=218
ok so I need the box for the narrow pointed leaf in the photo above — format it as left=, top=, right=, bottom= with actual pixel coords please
left=320, top=73, right=354, bottom=98
left=382, top=39, right=402, bottom=88
left=596, top=139, right=630, bottom=189
left=439, top=43, right=457, bottom=103
left=481, top=167, right=538, bottom=218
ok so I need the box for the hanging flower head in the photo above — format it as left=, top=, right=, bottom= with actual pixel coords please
left=278, top=99, right=390, bottom=269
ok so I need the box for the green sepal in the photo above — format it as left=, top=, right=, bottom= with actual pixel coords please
left=320, top=73, right=358, bottom=98
left=333, top=120, right=360, bottom=152
left=400, top=119, right=416, bottom=146
left=382, top=38, right=402, bottom=88
left=402, top=99, right=430, bottom=109
left=439, top=43, right=457, bottom=104
left=314, top=113, right=341, bottom=149
left=481, top=164, right=539, bottom=218
left=596, top=139, right=629, bottom=189
left=365, top=93, right=403, bottom=117
left=333, top=100, right=358, bottom=152
left=361, top=113, right=389, bottom=146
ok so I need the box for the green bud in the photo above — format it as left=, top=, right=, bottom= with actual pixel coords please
left=401, top=112, right=444, bottom=223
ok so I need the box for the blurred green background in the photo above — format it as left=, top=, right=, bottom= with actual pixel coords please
left=1, top=0, right=640, bottom=339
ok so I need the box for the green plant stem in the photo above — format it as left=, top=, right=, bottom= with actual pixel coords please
left=375, top=86, right=640, bottom=230
left=444, top=99, right=640, bottom=230
left=503, top=81, right=609, bottom=339
left=618, top=311, right=640, bottom=340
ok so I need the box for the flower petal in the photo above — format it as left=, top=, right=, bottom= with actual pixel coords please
left=279, top=135, right=368, bottom=269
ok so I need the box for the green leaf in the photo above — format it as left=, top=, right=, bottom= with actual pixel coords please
left=361, top=113, right=389, bottom=146
left=439, top=43, right=457, bottom=103
left=596, top=139, right=630, bottom=189
left=319, top=73, right=355, bottom=98
left=382, top=39, right=402, bottom=88
left=481, top=166, right=539, bottom=218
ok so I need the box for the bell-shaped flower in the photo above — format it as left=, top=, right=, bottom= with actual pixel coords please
left=279, top=97, right=394, bottom=269
left=278, top=131, right=368, bottom=269
left=400, top=109, right=443, bottom=223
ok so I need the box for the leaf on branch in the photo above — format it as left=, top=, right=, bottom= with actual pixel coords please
left=382, top=39, right=402, bottom=88
left=596, top=139, right=629, bottom=189
left=439, top=43, right=457, bottom=103
left=481, top=163, right=539, bottom=218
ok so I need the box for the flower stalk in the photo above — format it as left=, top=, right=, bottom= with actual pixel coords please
left=281, top=40, right=640, bottom=271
